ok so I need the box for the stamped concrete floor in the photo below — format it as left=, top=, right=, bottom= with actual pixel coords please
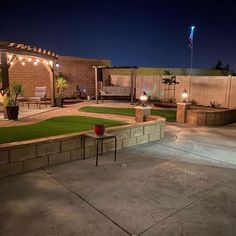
left=0, top=124, right=236, bottom=236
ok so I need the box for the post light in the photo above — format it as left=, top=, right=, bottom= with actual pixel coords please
left=182, top=89, right=188, bottom=103
left=140, top=91, right=148, bottom=107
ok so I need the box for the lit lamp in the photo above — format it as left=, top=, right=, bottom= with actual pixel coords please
left=181, top=89, right=188, bottom=103
left=140, top=91, right=148, bottom=107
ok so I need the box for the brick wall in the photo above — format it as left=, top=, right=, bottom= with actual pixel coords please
left=0, top=117, right=165, bottom=178
left=8, top=56, right=111, bottom=99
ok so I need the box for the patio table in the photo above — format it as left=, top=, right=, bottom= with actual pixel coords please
left=82, top=133, right=117, bottom=166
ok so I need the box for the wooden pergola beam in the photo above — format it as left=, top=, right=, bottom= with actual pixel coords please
left=0, top=52, right=10, bottom=90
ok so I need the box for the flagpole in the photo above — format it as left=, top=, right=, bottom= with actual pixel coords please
left=189, top=26, right=195, bottom=101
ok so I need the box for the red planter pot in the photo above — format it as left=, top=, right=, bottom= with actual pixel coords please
left=94, top=124, right=105, bottom=136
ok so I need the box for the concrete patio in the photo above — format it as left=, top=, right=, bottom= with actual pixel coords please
left=0, top=123, right=236, bottom=236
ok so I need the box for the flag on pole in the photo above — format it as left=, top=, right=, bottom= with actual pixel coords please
left=188, top=26, right=195, bottom=49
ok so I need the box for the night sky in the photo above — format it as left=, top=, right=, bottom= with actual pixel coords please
left=1, top=0, right=236, bottom=70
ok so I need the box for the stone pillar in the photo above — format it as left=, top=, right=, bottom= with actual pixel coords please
left=135, top=106, right=152, bottom=122
left=177, top=103, right=191, bottom=123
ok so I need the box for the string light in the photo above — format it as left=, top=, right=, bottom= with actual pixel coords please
left=18, top=56, right=23, bottom=61
left=28, top=58, right=32, bottom=62
left=33, top=61, right=38, bottom=66
left=21, top=62, right=25, bottom=66
left=36, top=59, right=40, bottom=63
left=10, top=61, right=13, bottom=65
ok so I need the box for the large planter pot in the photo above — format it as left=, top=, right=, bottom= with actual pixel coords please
left=6, top=106, right=19, bottom=120
left=94, top=124, right=105, bottom=136
left=55, top=98, right=64, bottom=107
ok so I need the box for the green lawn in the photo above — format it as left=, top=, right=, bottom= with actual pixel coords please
left=0, top=116, right=126, bottom=144
left=79, top=106, right=176, bottom=122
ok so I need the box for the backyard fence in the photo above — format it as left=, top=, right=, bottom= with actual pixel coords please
left=135, top=75, right=236, bottom=108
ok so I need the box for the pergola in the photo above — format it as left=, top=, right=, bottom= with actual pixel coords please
left=94, top=66, right=138, bottom=104
left=0, top=41, right=58, bottom=106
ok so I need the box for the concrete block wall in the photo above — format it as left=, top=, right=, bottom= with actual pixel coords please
left=186, top=108, right=236, bottom=126
left=9, top=61, right=52, bottom=98
left=58, top=56, right=111, bottom=98
left=0, top=118, right=165, bottom=178
left=8, top=55, right=111, bottom=99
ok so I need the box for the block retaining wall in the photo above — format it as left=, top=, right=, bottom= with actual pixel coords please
left=0, top=118, right=165, bottom=178
left=186, top=108, right=236, bottom=126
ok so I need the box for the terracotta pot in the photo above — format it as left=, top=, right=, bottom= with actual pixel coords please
left=94, top=124, right=105, bottom=136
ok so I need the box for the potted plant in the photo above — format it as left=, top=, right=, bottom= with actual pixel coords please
left=3, top=82, right=24, bottom=120
left=55, top=76, right=68, bottom=107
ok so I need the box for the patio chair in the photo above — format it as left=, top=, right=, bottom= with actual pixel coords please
left=28, top=87, right=47, bottom=109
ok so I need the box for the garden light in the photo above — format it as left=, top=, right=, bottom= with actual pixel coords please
left=140, top=91, right=148, bottom=107
left=182, top=89, right=188, bottom=103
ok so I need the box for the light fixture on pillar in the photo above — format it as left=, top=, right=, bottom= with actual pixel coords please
left=140, top=91, right=148, bottom=107
left=181, top=89, right=188, bottom=103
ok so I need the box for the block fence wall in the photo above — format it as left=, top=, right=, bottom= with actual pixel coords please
left=0, top=118, right=165, bottom=178
left=8, top=56, right=111, bottom=99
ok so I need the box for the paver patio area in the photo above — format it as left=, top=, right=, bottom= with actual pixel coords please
left=0, top=123, right=236, bottom=235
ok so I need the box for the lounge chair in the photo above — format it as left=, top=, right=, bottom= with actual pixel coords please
left=28, top=87, right=47, bottom=109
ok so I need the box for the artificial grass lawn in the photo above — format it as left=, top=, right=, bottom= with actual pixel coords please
left=80, top=106, right=176, bottom=122
left=0, top=116, right=126, bottom=144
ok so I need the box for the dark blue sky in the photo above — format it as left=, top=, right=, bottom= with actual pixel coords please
left=1, top=0, right=236, bottom=69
